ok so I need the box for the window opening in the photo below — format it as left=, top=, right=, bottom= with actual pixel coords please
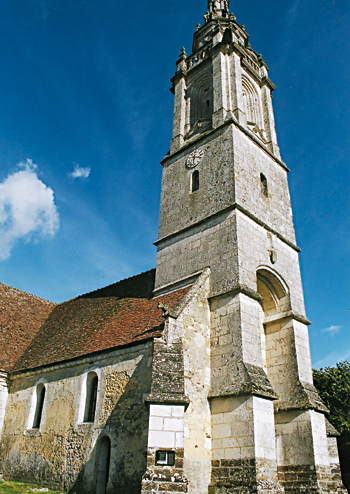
left=260, top=173, right=268, bottom=198
left=242, top=75, right=263, bottom=129
left=191, top=170, right=199, bottom=192
left=155, top=450, right=175, bottom=467
left=95, top=436, right=111, bottom=494
left=84, top=372, right=98, bottom=423
left=33, top=384, right=45, bottom=429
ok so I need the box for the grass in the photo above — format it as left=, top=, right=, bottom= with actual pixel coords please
left=0, top=481, right=63, bottom=494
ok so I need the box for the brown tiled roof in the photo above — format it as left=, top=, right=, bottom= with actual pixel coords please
left=13, top=270, right=192, bottom=373
left=0, top=283, right=56, bottom=373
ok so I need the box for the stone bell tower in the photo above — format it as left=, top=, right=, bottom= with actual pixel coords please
left=153, top=1, right=346, bottom=493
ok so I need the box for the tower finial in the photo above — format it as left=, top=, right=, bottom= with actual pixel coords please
left=207, top=0, right=229, bottom=16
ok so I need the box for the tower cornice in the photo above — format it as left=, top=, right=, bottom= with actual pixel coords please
left=174, top=39, right=274, bottom=93
left=170, top=70, right=187, bottom=94
left=154, top=201, right=301, bottom=254
left=162, top=118, right=289, bottom=172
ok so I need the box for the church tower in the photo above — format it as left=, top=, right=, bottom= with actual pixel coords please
left=150, top=1, right=346, bottom=493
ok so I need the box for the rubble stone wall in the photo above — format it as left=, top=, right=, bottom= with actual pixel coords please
left=0, top=342, right=152, bottom=493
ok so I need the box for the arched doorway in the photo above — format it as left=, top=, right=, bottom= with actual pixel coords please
left=257, top=269, right=288, bottom=316
left=95, top=436, right=111, bottom=494
left=256, top=268, right=290, bottom=372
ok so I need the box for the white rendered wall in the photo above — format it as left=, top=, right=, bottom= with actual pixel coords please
left=0, top=372, right=9, bottom=436
left=148, top=404, right=185, bottom=450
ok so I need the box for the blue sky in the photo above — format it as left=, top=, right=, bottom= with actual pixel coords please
left=0, top=0, right=348, bottom=369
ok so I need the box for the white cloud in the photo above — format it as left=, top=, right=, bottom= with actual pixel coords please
left=0, top=159, right=59, bottom=260
left=314, top=349, right=350, bottom=370
left=286, top=0, right=300, bottom=28
left=69, top=164, right=91, bottom=179
left=322, top=325, right=341, bottom=335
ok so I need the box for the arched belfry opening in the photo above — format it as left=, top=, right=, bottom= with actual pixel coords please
left=242, top=75, right=265, bottom=138
left=95, top=435, right=111, bottom=494
left=187, top=70, right=213, bottom=136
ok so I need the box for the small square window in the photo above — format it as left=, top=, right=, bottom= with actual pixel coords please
left=155, top=450, right=175, bottom=466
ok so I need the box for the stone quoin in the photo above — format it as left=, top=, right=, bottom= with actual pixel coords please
left=0, top=1, right=346, bottom=493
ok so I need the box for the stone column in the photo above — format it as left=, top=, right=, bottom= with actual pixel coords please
left=276, top=409, right=346, bottom=493
left=210, top=395, right=283, bottom=494
left=170, top=49, right=187, bottom=154
left=212, top=49, right=229, bottom=128
left=209, top=291, right=276, bottom=399
left=265, top=316, right=346, bottom=492
left=230, top=50, right=247, bottom=127
left=209, top=291, right=283, bottom=493
left=142, top=335, right=189, bottom=493
left=264, top=316, right=327, bottom=413
left=184, top=92, right=191, bottom=136
left=261, top=82, right=280, bottom=159
left=326, top=420, right=346, bottom=491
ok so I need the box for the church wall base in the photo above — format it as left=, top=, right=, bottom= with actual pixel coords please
left=141, top=448, right=188, bottom=494
left=209, top=459, right=284, bottom=494
left=277, top=465, right=347, bottom=494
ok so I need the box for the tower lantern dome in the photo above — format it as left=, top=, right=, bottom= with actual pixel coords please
left=207, top=0, right=229, bottom=16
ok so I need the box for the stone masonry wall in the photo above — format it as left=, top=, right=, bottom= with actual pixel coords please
left=277, top=464, right=347, bottom=494
left=156, top=206, right=239, bottom=297
left=275, top=410, right=346, bottom=493
left=209, top=396, right=283, bottom=494
left=143, top=271, right=212, bottom=494
left=142, top=447, right=188, bottom=493
left=156, top=122, right=297, bottom=293
left=235, top=210, right=305, bottom=315
left=156, top=184, right=305, bottom=322
left=0, top=342, right=152, bottom=493
left=180, top=272, right=212, bottom=493
left=232, top=125, right=295, bottom=244
left=158, top=127, right=235, bottom=241
left=142, top=404, right=188, bottom=494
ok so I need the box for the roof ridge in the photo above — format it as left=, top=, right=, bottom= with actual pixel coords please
left=0, top=282, right=55, bottom=305
left=77, top=268, right=156, bottom=300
